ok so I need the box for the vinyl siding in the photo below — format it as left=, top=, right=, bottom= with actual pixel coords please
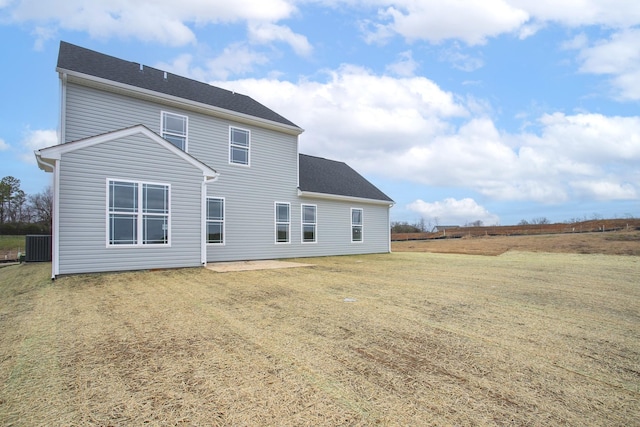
left=205, top=193, right=390, bottom=262
left=61, top=79, right=391, bottom=267
left=57, top=132, right=204, bottom=274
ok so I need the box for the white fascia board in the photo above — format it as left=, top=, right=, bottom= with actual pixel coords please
left=58, top=69, right=305, bottom=136
left=298, top=190, right=394, bottom=207
left=36, top=125, right=220, bottom=180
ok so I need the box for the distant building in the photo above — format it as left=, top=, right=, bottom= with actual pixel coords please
left=432, top=225, right=460, bottom=233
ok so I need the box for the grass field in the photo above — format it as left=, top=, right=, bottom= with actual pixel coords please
left=1, top=238, right=639, bottom=425
left=0, top=236, right=24, bottom=261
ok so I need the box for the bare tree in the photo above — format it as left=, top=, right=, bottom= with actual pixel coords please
left=530, top=217, right=550, bottom=225
left=28, top=186, right=53, bottom=226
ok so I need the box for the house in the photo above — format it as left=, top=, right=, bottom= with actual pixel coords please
left=432, top=225, right=460, bottom=233
left=36, top=41, right=394, bottom=278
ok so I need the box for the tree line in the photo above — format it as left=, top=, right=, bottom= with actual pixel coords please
left=0, top=176, right=52, bottom=235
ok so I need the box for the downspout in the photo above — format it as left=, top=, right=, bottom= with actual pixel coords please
left=388, top=202, right=395, bottom=254
left=201, top=174, right=220, bottom=266
left=59, top=73, right=67, bottom=145
left=36, top=154, right=59, bottom=279
left=52, top=160, right=60, bottom=278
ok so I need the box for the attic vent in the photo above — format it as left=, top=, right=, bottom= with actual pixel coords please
left=163, top=71, right=167, bottom=80
left=139, top=63, right=143, bottom=72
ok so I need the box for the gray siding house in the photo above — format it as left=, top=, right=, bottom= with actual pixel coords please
left=36, top=42, right=394, bottom=277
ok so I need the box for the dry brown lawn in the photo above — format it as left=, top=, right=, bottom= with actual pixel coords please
left=392, top=229, right=640, bottom=256
left=1, top=240, right=639, bottom=425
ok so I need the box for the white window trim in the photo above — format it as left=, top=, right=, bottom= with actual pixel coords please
left=301, top=204, right=317, bottom=244
left=275, top=202, right=291, bottom=244
left=351, top=207, right=363, bottom=243
left=105, top=178, right=171, bottom=247
left=206, top=196, right=225, bottom=246
left=229, top=126, right=251, bottom=167
left=161, top=111, right=188, bottom=152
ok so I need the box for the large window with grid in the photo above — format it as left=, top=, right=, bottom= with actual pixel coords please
left=161, top=111, right=188, bottom=151
left=206, top=197, right=224, bottom=244
left=275, top=202, right=290, bottom=243
left=229, top=127, right=250, bottom=165
left=108, top=180, right=170, bottom=246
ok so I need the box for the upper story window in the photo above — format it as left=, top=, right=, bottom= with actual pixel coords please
left=229, top=127, right=250, bottom=166
left=108, top=179, right=170, bottom=246
left=161, top=111, right=188, bottom=151
left=351, top=208, right=363, bottom=242
left=275, top=202, right=290, bottom=243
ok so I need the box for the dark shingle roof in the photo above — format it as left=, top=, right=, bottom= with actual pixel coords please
left=299, top=154, right=393, bottom=202
left=57, top=41, right=300, bottom=129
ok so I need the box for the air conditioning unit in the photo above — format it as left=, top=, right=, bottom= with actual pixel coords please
left=25, top=235, right=52, bottom=262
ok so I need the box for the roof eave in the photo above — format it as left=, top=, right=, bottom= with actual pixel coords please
left=298, top=189, right=394, bottom=206
left=58, top=68, right=305, bottom=136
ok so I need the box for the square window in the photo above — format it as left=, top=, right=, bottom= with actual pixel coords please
left=108, top=179, right=169, bottom=246
left=110, top=214, right=137, bottom=245
left=143, top=216, right=168, bottom=244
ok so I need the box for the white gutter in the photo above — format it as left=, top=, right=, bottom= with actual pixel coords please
left=35, top=151, right=56, bottom=172
left=298, top=189, right=395, bottom=206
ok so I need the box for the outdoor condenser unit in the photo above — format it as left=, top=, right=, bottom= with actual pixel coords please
left=25, top=235, right=52, bottom=262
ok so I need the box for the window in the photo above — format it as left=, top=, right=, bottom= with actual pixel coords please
left=351, top=208, right=363, bottom=242
left=302, top=204, right=317, bottom=243
left=162, top=111, right=188, bottom=150
left=207, top=197, right=224, bottom=244
left=230, top=127, right=250, bottom=165
left=275, top=202, right=290, bottom=243
left=108, top=180, right=169, bottom=246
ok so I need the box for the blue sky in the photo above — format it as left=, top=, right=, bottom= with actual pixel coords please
left=1, top=0, right=639, bottom=226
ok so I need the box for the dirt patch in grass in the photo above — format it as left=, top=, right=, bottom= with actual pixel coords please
left=1, top=253, right=639, bottom=425
left=392, top=230, right=640, bottom=256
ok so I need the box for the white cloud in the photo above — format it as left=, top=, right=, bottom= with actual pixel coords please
left=439, top=47, right=484, bottom=72
left=386, top=50, right=418, bottom=77
left=20, top=129, right=58, bottom=163
left=407, top=198, right=500, bottom=226
left=4, top=0, right=297, bottom=46
left=0, top=138, right=9, bottom=151
left=367, top=0, right=529, bottom=45
left=534, top=112, right=640, bottom=163
left=211, top=64, right=468, bottom=157
left=570, top=29, right=640, bottom=101
left=248, top=22, right=312, bottom=57
left=31, top=25, right=57, bottom=51
left=158, top=44, right=270, bottom=80
left=570, top=179, right=638, bottom=200
left=354, top=0, right=640, bottom=48
left=213, top=68, right=639, bottom=204
left=515, top=0, right=640, bottom=28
